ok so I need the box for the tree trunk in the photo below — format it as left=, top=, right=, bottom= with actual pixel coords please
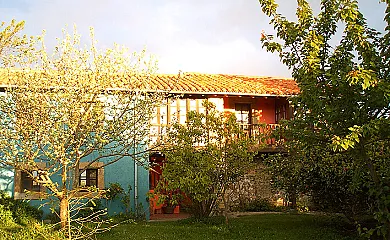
left=290, top=191, right=297, bottom=209
left=60, top=162, right=70, bottom=237
left=223, top=192, right=229, bottom=225
left=60, top=197, right=69, bottom=231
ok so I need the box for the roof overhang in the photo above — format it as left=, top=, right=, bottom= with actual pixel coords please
left=167, top=91, right=295, bottom=97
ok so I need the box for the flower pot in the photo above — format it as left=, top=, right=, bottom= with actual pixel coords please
left=163, top=206, right=176, bottom=214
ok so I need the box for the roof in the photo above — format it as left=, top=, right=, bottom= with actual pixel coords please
left=148, top=73, right=299, bottom=97
left=0, top=70, right=299, bottom=97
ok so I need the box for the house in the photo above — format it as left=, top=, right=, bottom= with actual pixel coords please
left=145, top=72, right=298, bottom=214
left=0, top=71, right=152, bottom=219
left=0, top=71, right=298, bottom=219
left=145, top=72, right=298, bottom=144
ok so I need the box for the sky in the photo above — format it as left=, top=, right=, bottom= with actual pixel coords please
left=0, top=0, right=387, bottom=78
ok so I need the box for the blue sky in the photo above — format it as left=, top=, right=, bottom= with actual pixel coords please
left=0, top=0, right=387, bottom=77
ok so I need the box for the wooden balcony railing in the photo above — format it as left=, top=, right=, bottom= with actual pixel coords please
left=150, top=123, right=284, bottom=151
left=238, top=123, right=281, bottom=146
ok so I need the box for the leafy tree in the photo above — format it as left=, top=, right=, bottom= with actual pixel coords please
left=259, top=0, right=390, bottom=238
left=0, top=20, right=27, bottom=58
left=159, top=101, right=255, bottom=221
left=0, top=22, right=165, bottom=237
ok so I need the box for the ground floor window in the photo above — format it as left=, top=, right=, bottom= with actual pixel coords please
left=21, top=170, right=41, bottom=192
left=78, top=162, right=105, bottom=190
left=79, top=169, right=98, bottom=187
left=14, top=162, right=46, bottom=199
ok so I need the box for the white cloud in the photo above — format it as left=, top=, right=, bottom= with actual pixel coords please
left=156, top=37, right=289, bottom=76
left=0, top=0, right=386, bottom=78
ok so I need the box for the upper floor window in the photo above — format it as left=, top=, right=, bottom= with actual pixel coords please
left=235, top=103, right=251, bottom=125
left=275, top=99, right=292, bottom=123
left=275, top=104, right=287, bottom=123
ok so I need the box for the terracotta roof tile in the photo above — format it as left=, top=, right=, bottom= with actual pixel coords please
left=0, top=70, right=299, bottom=96
left=147, top=73, right=299, bottom=96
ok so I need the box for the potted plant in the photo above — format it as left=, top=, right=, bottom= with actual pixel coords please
left=158, top=191, right=182, bottom=214
left=151, top=181, right=182, bottom=214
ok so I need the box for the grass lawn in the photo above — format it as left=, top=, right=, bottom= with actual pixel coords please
left=98, top=213, right=357, bottom=240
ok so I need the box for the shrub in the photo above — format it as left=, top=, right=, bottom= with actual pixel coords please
left=0, top=190, right=43, bottom=224
left=0, top=204, right=15, bottom=227
left=110, top=203, right=147, bottom=224
left=0, top=191, right=62, bottom=239
left=76, top=199, right=105, bottom=220
left=243, top=198, right=287, bottom=212
left=110, top=212, right=136, bottom=224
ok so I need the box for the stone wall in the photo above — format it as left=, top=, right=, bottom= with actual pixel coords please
left=227, top=163, right=276, bottom=211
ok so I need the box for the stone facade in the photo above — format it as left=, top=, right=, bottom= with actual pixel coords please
left=227, top=163, right=276, bottom=211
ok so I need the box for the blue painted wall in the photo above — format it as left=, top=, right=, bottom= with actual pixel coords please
left=0, top=165, right=14, bottom=196
left=0, top=155, right=150, bottom=219
left=104, top=155, right=150, bottom=217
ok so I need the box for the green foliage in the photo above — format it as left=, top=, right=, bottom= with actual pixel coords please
left=105, top=182, right=124, bottom=201
left=265, top=150, right=371, bottom=215
left=0, top=223, right=64, bottom=240
left=150, top=180, right=183, bottom=207
left=160, top=101, right=256, bottom=218
left=109, top=212, right=136, bottom=224
left=110, top=203, right=146, bottom=223
left=106, top=182, right=133, bottom=214
left=120, top=184, right=132, bottom=214
left=0, top=191, right=62, bottom=239
left=0, top=204, right=15, bottom=227
left=76, top=199, right=104, bottom=219
left=104, top=182, right=145, bottom=222
left=0, top=190, right=43, bottom=225
left=259, top=0, right=390, bottom=238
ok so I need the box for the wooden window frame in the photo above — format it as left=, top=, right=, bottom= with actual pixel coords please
left=21, top=171, right=41, bottom=192
left=79, top=169, right=98, bottom=188
left=234, top=103, right=253, bottom=137
left=76, top=162, right=104, bottom=197
left=14, top=162, right=46, bottom=200
left=235, top=103, right=252, bottom=125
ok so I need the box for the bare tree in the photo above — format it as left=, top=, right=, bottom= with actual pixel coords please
left=0, top=24, right=165, bottom=238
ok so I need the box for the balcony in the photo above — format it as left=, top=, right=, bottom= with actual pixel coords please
left=150, top=123, right=284, bottom=152
left=238, top=124, right=284, bottom=152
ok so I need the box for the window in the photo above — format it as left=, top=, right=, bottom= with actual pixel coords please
left=235, top=103, right=252, bottom=136
left=275, top=103, right=287, bottom=123
left=160, top=101, right=168, bottom=125
left=21, top=171, right=41, bottom=192
left=170, top=99, right=178, bottom=123
left=79, top=169, right=98, bottom=187
left=275, top=99, right=292, bottom=123
left=78, top=162, right=104, bottom=190
left=198, top=99, right=206, bottom=114
left=178, top=99, right=187, bottom=124
left=235, top=103, right=252, bottom=129
left=14, top=162, right=46, bottom=200
left=235, top=103, right=251, bottom=125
